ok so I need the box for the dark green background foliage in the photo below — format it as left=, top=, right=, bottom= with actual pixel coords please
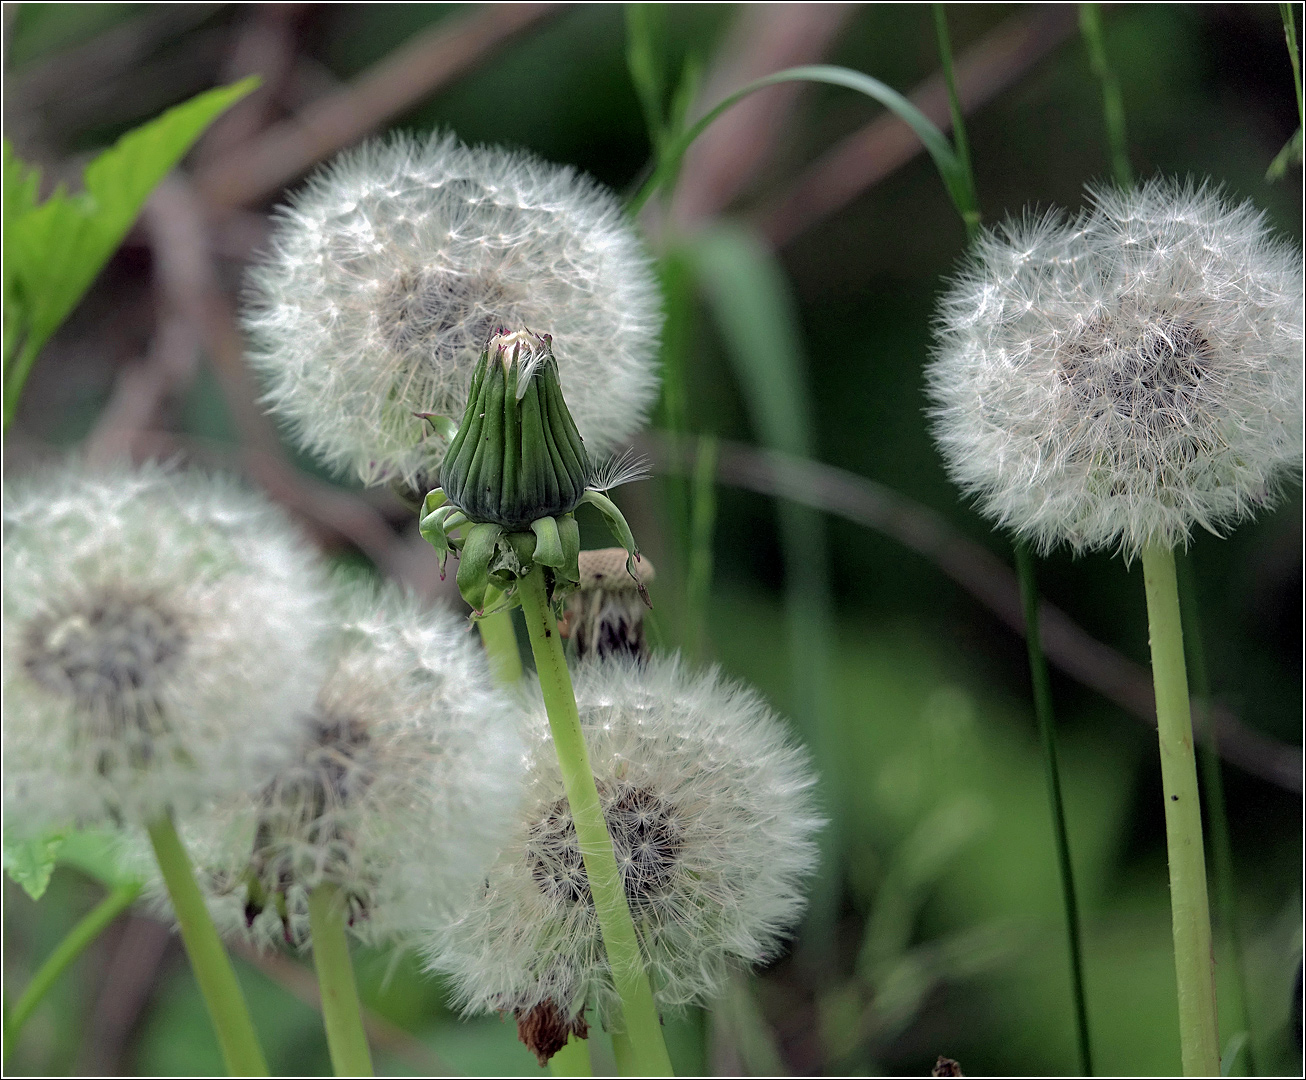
left=3, top=3, right=1301, bottom=1076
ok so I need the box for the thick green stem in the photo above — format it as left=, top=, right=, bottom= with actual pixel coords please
left=1176, top=553, right=1256, bottom=1075
left=610, top=1029, right=638, bottom=1076
left=1014, top=544, right=1094, bottom=1076
left=1140, top=545, right=1219, bottom=1077
left=147, top=814, right=269, bottom=1076
left=307, top=883, right=373, bottom=1077
left=3, top=881, right=142, bottom=1059
left=1080, top=3, right=1134, bottom=187
left=478, top=609, right=524, bottom=685
left=549, top=1032, right=594, bottom=1076
left=517, top=568, right=673, bottom=1077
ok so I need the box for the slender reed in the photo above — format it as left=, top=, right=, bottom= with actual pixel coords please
left=933, top=6, right=1093, bottom=1072
left=1079, top=4, right=1133, bottom=187
left=147, top=814, right=269, bottom=1076
left=307, top=884, right=374, bottom=1077
left=516, top=567, right=674, bottom=1076
left=685, top=434, right=719, bottom=663
left=2, top=880, right=142, bottom=1059
left=1140, top=546, right=1220, bottom=1076
left=1282, top=3, right=1303, bottom=130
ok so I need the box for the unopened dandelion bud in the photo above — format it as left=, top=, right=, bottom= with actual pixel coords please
left=426, top=656, right=823, bottom=1031
left=561, top=548, right=656, bottom=661
left=2, top=462, right=329, bottom=832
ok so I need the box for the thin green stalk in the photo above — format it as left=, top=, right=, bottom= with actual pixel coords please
left=1080, top=4, right=1133, bottom=187
left=550, top=1033, right=595, bottom=1077
left=3, top=880, right=142, bottom=1059
left=1015, top=544, right=1094, bottom=1076
left=147, top=814, right=269, bottom=1076
left=1140, top=544, right=1219, bottom=1077
left=478, top=609, right=524, bottom=685
left=610, top=1029, right=638, bottom=1076
left=307, top=883, right=373, bottom=1077
left=1176, top=553, right=1257, bottom=1076
left=685, top=434, right=718, bottom=663
left=1282, top=3, right=1304, bottom=130
left=516, top=567, right=673, bottom=1077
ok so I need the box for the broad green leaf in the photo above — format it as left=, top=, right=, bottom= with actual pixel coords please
left=2, top=828, right=66, bottom=901
left=3, top=76, right=259, bottom=429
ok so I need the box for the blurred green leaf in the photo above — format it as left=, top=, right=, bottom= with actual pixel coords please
left=1265, top=127, right=1302, bottom=181
left=56, top=828, right=142, bottom=889
left=2, top=829, right=66, bottom=901
left=2, top=76, right=258, bottom=429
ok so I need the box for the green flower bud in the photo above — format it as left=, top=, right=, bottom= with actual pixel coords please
left=438, top=330, right=591, bottom=531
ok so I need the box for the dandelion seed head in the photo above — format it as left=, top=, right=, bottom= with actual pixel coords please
left=245, top=132, right=663, bottom=492
left=427, top=655, right=822, bottom=1024
left=2, top=461, right=329, bottom=830
left=172, top=581, right=525, bottom=949
left=927, top=178, right=1304, bottom=558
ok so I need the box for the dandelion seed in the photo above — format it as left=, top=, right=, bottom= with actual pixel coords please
left=245, top=132, right=663, bottom=494
left=426, top=655, right=822, bottom=1028
left=174, top=580, right=525, bottom=949
left=2, top=461, right=329, bottom=831
left=927, top=177, right=1304, bottom=558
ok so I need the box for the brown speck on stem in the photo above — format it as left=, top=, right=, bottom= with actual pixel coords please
left=932, top=1055, right=964, bottom=1077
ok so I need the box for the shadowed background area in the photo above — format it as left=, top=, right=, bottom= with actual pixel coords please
left=3, top=3, right=1301, bottom=1076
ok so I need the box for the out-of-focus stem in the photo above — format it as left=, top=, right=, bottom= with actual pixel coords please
left=477, top=609, right=524, bottom=685
left=1079, top=3, right=1133, bottom=186
left=307, top=884, right=373, bottom=1077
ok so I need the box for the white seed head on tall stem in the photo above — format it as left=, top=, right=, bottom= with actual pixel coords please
left=927, top=177, right=1304, bottom=558
left=172, top=579, right=526, bottom=949
left=426, top=655, right=822, bottom=1025
left=2, top=461, right=330, bottom=831
left=244, top=132, right=663, bottom=492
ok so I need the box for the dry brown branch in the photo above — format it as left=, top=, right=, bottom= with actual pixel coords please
left=195, top=3, right=564, bottom=210
left=639, top=432, right=1303, bottom=792
left=670, top=3, right=858, bottom=228
left=230, top=941, right=456, bottom=1076
left=758, top=4, right=1080, bottom=248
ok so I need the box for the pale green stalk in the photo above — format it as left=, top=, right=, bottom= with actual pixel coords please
left=478, top=609, right=524, bottom=685
left=550, top=1033, right=595, bottom=1077
left=610, top=1029, right=638, bottom=1076
left=147, top=814, right=269, bottom=1076
left=1282, top=3, right=1303, bottom=130
left=685, top=435, right=719, bottom=664
left=3, top=881, right=142, bottom=1059
left=516, top=567, right=673, bottom=1077
left=307, top=883, right=373, bottom=1077
left=1079, top=4, right=1133, bottom=186
left=1140, top=545, right=1219, bottom=1077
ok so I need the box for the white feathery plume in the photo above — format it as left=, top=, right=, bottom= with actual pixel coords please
left=244, top=132, right=664, bottom=492
left=927, top=177, right=1304, bottom=558
left=426, top=655, right=822, bottom=1025
left=2, top=461, right=330, bottom=832
left=168, top=580, right=526, bottom=949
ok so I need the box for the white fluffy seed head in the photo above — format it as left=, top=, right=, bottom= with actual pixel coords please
left=244, top=132, right=664, bottom=493
left=171, top=579, right=525, bottom=949
left=2, top=461, right=330, bottom=831
left=426, top=655, right=823, bottom=1025
left=927, top=177, right=1304, bottom=558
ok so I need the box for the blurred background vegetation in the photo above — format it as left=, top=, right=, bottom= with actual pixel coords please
left=3, top=3, right=1301, bottom=1076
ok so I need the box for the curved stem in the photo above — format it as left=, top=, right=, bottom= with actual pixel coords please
left=148, top=814, right=269, bottom=1076
left=477, top=609, right=524, bottom=685
left=1015, top=544, right=1094, bottom=1076
left=517, top=568, right=673, bottom=1077
left=1140, top=545, right=1219, bottom=1077
left=1079, top=4, right=1133, bottom=187
left=307, top=883, right=373, bottom=1077
left=549, top=1032, right=594, bottom=1076
left=3, top=881, right=142, bottom=1059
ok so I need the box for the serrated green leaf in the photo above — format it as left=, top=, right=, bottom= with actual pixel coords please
left=3, top=76, right=259, bottom=428
left=3, top=828, right=66, bottom=901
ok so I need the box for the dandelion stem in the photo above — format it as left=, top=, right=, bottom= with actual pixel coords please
left=610, top=1029, right=638, bottom=1075
left=1140, top=544, right=1219, bottom=1077
left=147, top=813, right=269, bottom=1076
left=2, top=880, right=142, bottom=1060
left=307, top=883, right=374, bottom=1077
left=517, top=566, right=674, bottom=1077
left=549, top=1033, right=594, bottom=1076
left=478, top=610, right=524, bottom=685
left=685, top=434, right=719, bottom=663
left=1079, top=4, right=1134, bottom=187
left=1176, top=552, right=1257, bottom=1075
left=1281, top=3, right=1304, bottom=132
left=1015, top=544, right=1094, bottom=1076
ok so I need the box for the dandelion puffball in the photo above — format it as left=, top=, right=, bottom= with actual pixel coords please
left=427, top=656, right=822, bottom=1026
left=244, top=132, right=663, bottom=492
left=183, top=581, right=525, bottom=949
left=927, top=177, right=1304, bottom=558
left=2, top=462, right=329, bottom=831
